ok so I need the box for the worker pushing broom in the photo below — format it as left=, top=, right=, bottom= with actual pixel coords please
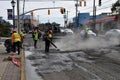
left=43, top=29, right=59, bottom=55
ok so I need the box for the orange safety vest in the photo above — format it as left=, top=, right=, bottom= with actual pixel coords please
left=12, top=32, right=21, bottom=43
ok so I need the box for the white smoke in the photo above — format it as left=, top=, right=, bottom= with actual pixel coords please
left=55, top=33, right=119, bottom=51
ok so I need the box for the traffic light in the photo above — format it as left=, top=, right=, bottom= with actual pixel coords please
left=99, top=0, right=101, bottom=6
left=48, top=9, right=50, bottom=15
left=79, top=1, right=82, bottom=6
left=79, top=1, right=86, bottom=7
left=84, top=1, right=86, bottom=6
left=31, top=11, right=34, bottom=16
left=60, top=8, right=66, bottom=14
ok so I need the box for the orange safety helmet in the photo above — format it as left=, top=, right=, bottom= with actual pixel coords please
left=12, top=29, right=17, bottom=33
left=34, top=30, right=37, bottom=33
left=48, top=30, right=53, bottom=34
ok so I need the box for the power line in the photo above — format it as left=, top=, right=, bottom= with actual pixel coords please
left=0, top=0, right=79, bottom=1
left=79, top=0, right=115, bottom=11
left=88, top=5, right=112, bottom=13
left=80, top=3, right=113, bottom=12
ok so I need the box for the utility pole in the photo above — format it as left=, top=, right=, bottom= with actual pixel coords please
left=37, top=15, right=39, bottom=24
left=63, top=11, right=69, bottom=28
left=17, top=0, right=20, bottom=33
left=118, top=0, right=120, bottom=28
left=66, top=11, right=69, bottom=25
left=92, top=0, right=96, bottom=33
left=75, top=0, right=79, bottom=28
left=21, top=0, right=25, bottom=31
left=63, top=14, right=67, bottom=28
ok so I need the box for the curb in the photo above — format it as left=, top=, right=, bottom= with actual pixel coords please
left=20, top=49, right=26, bottom=80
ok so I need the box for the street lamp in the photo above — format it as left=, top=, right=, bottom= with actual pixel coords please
left=11, top=0, right=16, bottom=29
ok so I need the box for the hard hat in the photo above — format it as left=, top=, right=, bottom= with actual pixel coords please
left=34, top=30, right=37, bottom=33
left=12, top=29, right=17, bottom=33
left=48, top=30, right=53, bottom=34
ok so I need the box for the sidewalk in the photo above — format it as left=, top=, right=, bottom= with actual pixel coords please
left=0, top=45, right=21, bottom=80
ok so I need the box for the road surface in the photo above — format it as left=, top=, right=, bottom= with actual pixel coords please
left=24, top=33, right=120, bottom=80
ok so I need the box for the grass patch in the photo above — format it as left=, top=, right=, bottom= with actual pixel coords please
left=3, top=57, right=21, bottom=62
left=3, top=57, right=11, bottom=61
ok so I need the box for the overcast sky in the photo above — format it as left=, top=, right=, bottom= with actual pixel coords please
left=0, top=0, right=118, bottom=26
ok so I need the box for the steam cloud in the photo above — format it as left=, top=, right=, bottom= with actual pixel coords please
left=55, top=33, right=119, bottom=51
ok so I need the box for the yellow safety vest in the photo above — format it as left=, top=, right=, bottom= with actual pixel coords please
left=34, top=33, right=38, bottom=40
left=20, top=31, right=24, bottom=37
left=48, top=34, right=52, bottom=38
left=13, top=33, right=21, bottom=42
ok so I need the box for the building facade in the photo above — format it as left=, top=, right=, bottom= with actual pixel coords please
left=15, top=15, right=38, bottom=32
left=73, top=12, right=118, bottom=34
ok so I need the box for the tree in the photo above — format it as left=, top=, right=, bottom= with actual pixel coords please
left=111, top=1, right=120, bottom=14
left=0, top=20, right=11, bottom=37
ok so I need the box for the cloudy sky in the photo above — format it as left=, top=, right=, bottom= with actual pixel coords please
left=0, top=0, right=118, bottom=26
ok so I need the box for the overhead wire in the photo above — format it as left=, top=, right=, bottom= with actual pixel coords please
left=79, top=0, right=116, bottom=12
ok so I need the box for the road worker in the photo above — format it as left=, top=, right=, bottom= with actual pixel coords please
left=84, top=27, right=89, bottom=40
left=33, top=29, right=40, bottom=48
left=44, top=30, right=53, bottom=53
left=20, top=30, right=25, bottom=48
left=11, top=30, right=21, bottom=55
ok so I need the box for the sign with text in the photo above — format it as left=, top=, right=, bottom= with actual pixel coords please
left=7, top=9, right=13, bottom=20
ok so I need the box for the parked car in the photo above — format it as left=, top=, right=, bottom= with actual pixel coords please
left=28, top=30, right=33, bottom=34
left=80, top=29, right=96, bottom=39
left=105, top=29, right=120, bottom=40
left=60, top=28, right=74, bottom=35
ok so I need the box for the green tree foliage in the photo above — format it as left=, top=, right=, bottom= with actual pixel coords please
left=0, top=21, right=11, bottom=37
left=111, top=1, right=120, bottom=13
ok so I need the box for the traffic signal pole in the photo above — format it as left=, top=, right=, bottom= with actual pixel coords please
left=18, top=7, right=62, bottom=32
left=20, top=7, right=62, bottom=16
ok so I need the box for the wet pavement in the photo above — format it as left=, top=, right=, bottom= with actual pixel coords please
left=0, top=37, right=20, bottom=80
left=24, top=34, right=120, bottom=80
left=0, top=45, right=20, bottom=80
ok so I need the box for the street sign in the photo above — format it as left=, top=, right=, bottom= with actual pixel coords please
left=7, top=9, right=13, bottom=20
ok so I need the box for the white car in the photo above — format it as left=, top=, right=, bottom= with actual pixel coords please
left=105, top=29, right=120, bottom=40
left=64, top=29, right=74, bottom=34
left=60, top=28, right=74, bottom=34
left=80, top=30, right=96, bottom=39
